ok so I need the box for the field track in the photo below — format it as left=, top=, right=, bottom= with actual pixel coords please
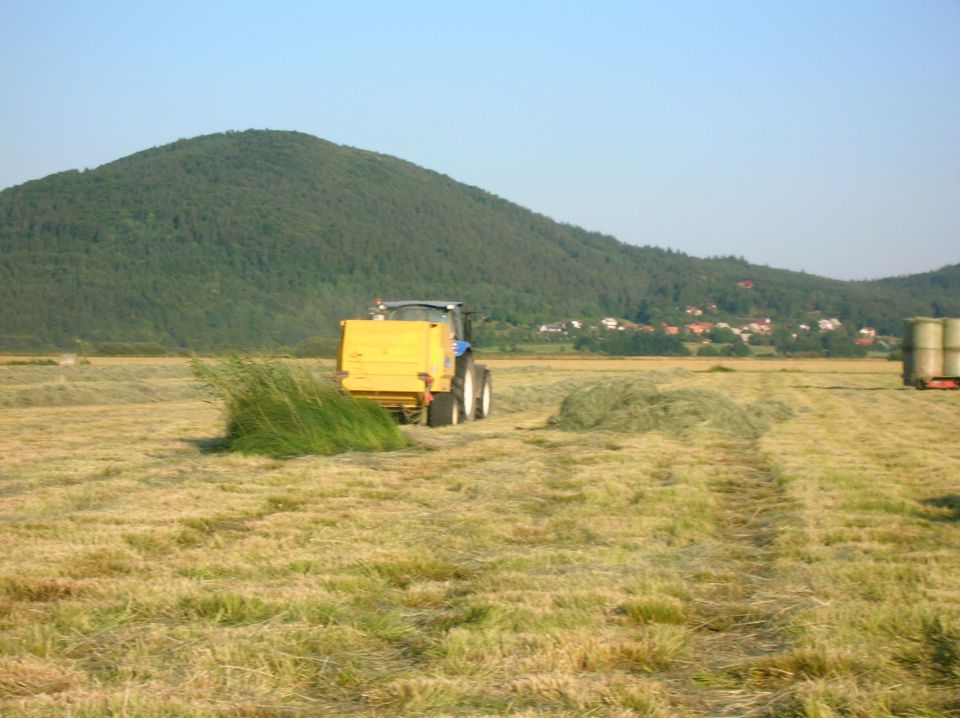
left=1, top=357, right=957, bottom=717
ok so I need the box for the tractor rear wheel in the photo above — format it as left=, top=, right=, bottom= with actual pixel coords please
left=428, top=392, right=460, bottom=427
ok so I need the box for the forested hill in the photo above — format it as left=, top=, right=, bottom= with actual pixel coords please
left=1, top=129, right=957, bottom=350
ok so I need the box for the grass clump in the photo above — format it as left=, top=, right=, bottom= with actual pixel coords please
left=618, top=596, right=687, bottom=625
left=706, top=364, right=736, bottom=373
left=549, top=377, right=792, bottom=438
left=176, top=593, right=283, bottom=625
left=191, top=355, right=407, bottom=458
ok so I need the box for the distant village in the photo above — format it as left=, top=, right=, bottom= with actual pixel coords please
left=538, top=314, right=879, bottom=346
left=535, top=279, right=885, bottom=350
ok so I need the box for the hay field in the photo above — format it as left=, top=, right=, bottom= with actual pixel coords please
left=1, top=359, right=958, bottom=717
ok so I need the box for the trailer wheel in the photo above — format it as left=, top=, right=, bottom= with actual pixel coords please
left=455, top=353, right=476, bottom=421
left=428, top=392, right=460, bottom=427
left=475, top=367, right=492, bottom=419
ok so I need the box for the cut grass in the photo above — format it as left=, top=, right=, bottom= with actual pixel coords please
left=0, top=359, right=957, bottom=716
left=191, top=355, right=407, bottom=457
left=548, top=376, right=794, bottom=438
left=0, top=358, right=58, bottom=366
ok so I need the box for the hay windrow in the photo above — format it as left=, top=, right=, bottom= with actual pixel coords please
left=0, top=364, right=190, bottom=385
left=549, top=377, right=793, bottom=437
left=494, top=368, right=693, bottom=415
left=0, top=364, right=205, bottom=407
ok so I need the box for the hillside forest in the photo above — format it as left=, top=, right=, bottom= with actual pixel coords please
left=1, top=130, right=958, bottom=354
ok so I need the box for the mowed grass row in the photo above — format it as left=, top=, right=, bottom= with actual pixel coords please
left=0, top=361, right=957, bottom=716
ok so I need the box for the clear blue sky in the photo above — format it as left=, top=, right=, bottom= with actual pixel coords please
left=2, top=0, right=958, bottom=280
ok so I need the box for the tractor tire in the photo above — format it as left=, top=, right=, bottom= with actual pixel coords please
left=454, top=353, right=476, bottom=421
left=428, top=392, right=460, bottom=427
left=475, top=366, right=492, bottom=419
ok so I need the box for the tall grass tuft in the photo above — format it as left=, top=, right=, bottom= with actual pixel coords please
left=191, top=355, right=408, bottom=457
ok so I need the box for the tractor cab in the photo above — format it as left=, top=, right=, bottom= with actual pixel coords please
left=374, top=300, right=472, bottom=353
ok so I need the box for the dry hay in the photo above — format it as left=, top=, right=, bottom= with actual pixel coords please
left=495, top=368, right=693, bottom=416
left=549, top=377, right=795, bottom=438
left=0, top=364, right=204, bottom=407
left=495, top=377, right=588, bottom=414
left=0, top=657, right=79, bottom=698
left=0, top=364, right=190, bottom=384
left=744, top=399, right=796, bottom=425
left=0, top=380, right=207, bottom=408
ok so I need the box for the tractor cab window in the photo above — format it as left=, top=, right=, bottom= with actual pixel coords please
left=385, top=305, right=459, bottom=338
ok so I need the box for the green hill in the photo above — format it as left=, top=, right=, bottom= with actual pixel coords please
left=0, top=130, right=956, bottom=350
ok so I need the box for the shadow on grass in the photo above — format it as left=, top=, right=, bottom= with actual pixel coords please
left=921, top=495, right=960, bottom=523
left=182, top=436, right=230, bottom=454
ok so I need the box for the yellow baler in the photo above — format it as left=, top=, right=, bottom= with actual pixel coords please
left=336, top=319, right=455, bottom=418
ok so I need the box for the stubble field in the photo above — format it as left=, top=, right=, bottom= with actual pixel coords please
left=1, top=357, right=958, bottom=717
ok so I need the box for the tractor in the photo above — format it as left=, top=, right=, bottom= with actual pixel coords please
left=335, top=300, right=492, bottom=426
